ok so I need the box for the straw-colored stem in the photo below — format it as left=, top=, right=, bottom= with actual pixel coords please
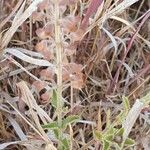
left=54, top=0, right=63, bottom=137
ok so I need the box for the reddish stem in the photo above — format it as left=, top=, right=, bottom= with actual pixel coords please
left=81, top=0, right=103, bottom=29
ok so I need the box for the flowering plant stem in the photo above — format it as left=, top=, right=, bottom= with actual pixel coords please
left=54, top=0, right=63, bottom=146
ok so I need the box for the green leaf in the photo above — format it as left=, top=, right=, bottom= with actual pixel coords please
left=106, top=109, right=111, bottom=128
left=124, top=138, right=135, bottom=146
left=115, top=128, right=124, bottom=136
left=140, top=92, right=150, bottom=104
left=122, top=96, right=130, bottom=113
left=53, top=129, right=59, bottom=139
left=62, top=115, right=80, bottom=129
left=105, top=127, right=115, bottom=136
left=42, top=122, right=59, bottom=129
left=61, top=138, right=70, bottom=150
left=94, top=130, right=103, bottom=141
left=105, top=134, right=113, bottom=141
left=103, top=140, right=110, bottom=150
left=116, top=110, right=126, bottom=124
left=51, top=90, right=57, bottom=108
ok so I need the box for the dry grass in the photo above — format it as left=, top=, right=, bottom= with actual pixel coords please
left=0, top=0, right=150, bottom=150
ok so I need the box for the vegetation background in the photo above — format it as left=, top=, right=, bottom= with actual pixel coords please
left=0, top=0, right=149, bottom=149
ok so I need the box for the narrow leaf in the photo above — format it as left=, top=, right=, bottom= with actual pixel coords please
left=61, top=138, right=70, bottom=149
left=122, top=96, right=130, bottom=114
left=62, top=115, right=80, bottom=128
left=42, top=122, right=59, bottom=129
left=115, top=128, right=124, bottom=136
left=103, top=140, right=110, bottom=150
left=122, top=99, right=144, bottom=141
left=94, top=130, right=103, bottom=141
left=51, top=90, right=57, bottom=108
left=124, top=138, right=135, bottom=146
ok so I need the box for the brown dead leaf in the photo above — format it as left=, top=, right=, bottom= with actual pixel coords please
left=62, top=15, right=81, bottom=34
left=35, top=40, right=49, bottom=52
left=70, top=29, right=85, bottom=42
left=63, top=63, right=82, bottom=74
left=32, top=11, right=45, bottom=23
left=40, top=67, right=54, bottom=81
left=63, top=63, right=84, bottom=89
left=44, top=23, right=54, bottom=37
left=32, top=81, right=47, bottom=92
left=64, top=43, right=77, bottom=56
left=36, top=24, right=53, bottom=39
left=71, top=80, right=84, bottom=89
left=40, top=91, right=51, bottom=103
left=35, top=40, right=53, bottom=60
left=62, top=68, right=70, bottom=81
left=69, top=63, right=83, bottom=73
left=37, top=0, right=50, bottom=11
left=71, top=73, right=84, bottom=89
left=18, top=97, right=26, bottom=113
left=36, top=28, right=47, bottom=39
left=59, top=0, right=76, bottom=6
left=62, top=63, right=83, bottom=82
left=42, top=50, right=53, bottom=61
